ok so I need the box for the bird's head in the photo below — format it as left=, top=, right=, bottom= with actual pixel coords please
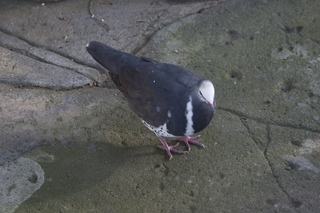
left=198, top=79, right=216, bottom=111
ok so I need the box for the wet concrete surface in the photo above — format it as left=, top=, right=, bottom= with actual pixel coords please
left=0, top=0, right=319, bottom=212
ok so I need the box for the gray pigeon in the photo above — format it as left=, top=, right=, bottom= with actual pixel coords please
left=86, top=41, right=216, bottom=159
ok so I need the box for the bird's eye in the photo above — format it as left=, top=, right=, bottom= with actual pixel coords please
left=199, top=91, right=206, bottom=100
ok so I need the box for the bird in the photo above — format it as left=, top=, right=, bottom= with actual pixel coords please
left=86, top=41, right=216, bottom=159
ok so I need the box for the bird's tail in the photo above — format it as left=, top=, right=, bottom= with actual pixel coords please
left=86, top=41, right=139, bottom=74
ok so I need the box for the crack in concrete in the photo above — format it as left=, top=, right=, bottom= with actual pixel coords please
left=132, top=13, right=191, bottom=55
left=0, top=27, right=110, bottom=89
left=265, top=125, right=300, bottom=212
left=0, top=27, right=104, bottom=77
left=219, top=107, right=320, bottom=134
left=226, top=106, right=309, bottom=210
left=239, top=117, right=265, bottom=152
left=0, top=42, right=82, bottom=76
left=87, top=0, right=110, bottom=31
left=0, top=43, right=100, bottom=88
left=132, top=2, right=222, bottom=55
left=86, top=0, right=222, bottom=55
left=235, top=109, right=301, bottom=211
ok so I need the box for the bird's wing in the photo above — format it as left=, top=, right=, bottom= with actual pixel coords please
left=119, top=62, right=201, bottom=129
left=117, top=63, right=173, bottom=127
left=87, top=41, right=200, bottom=127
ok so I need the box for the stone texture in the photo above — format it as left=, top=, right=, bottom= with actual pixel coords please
left=0, top=0, right=319, bottom=212
left=0, top=157, right=44, bottom=213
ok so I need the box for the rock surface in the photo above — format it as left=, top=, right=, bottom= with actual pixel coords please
left=0, top=0, right=319, bottom=212
left=0, top=157, right=44, bottom=213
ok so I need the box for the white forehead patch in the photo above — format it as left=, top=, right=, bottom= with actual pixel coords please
left=199, top=80, right=215, bottom=105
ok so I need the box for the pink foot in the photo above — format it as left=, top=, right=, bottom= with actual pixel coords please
left=157, top=136, right=188, bottom=160
left=176, top=135, right=204, bottom=151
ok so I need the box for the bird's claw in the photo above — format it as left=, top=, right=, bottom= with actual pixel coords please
left=157, top=138, right=188, bottom=160
left=157, top=135, right=205, bottom=159
left=158, top=142, right=188, bottom=160
left=176, top=135, right=204, bottom=151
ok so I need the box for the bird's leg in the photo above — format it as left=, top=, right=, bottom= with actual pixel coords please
left=157, top=136, right=188, bottom=160
left=176, top=135, right=204, bottom=151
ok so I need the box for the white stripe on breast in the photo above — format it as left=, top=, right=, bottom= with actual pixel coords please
left=185, top=96, right=194, bottom=136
